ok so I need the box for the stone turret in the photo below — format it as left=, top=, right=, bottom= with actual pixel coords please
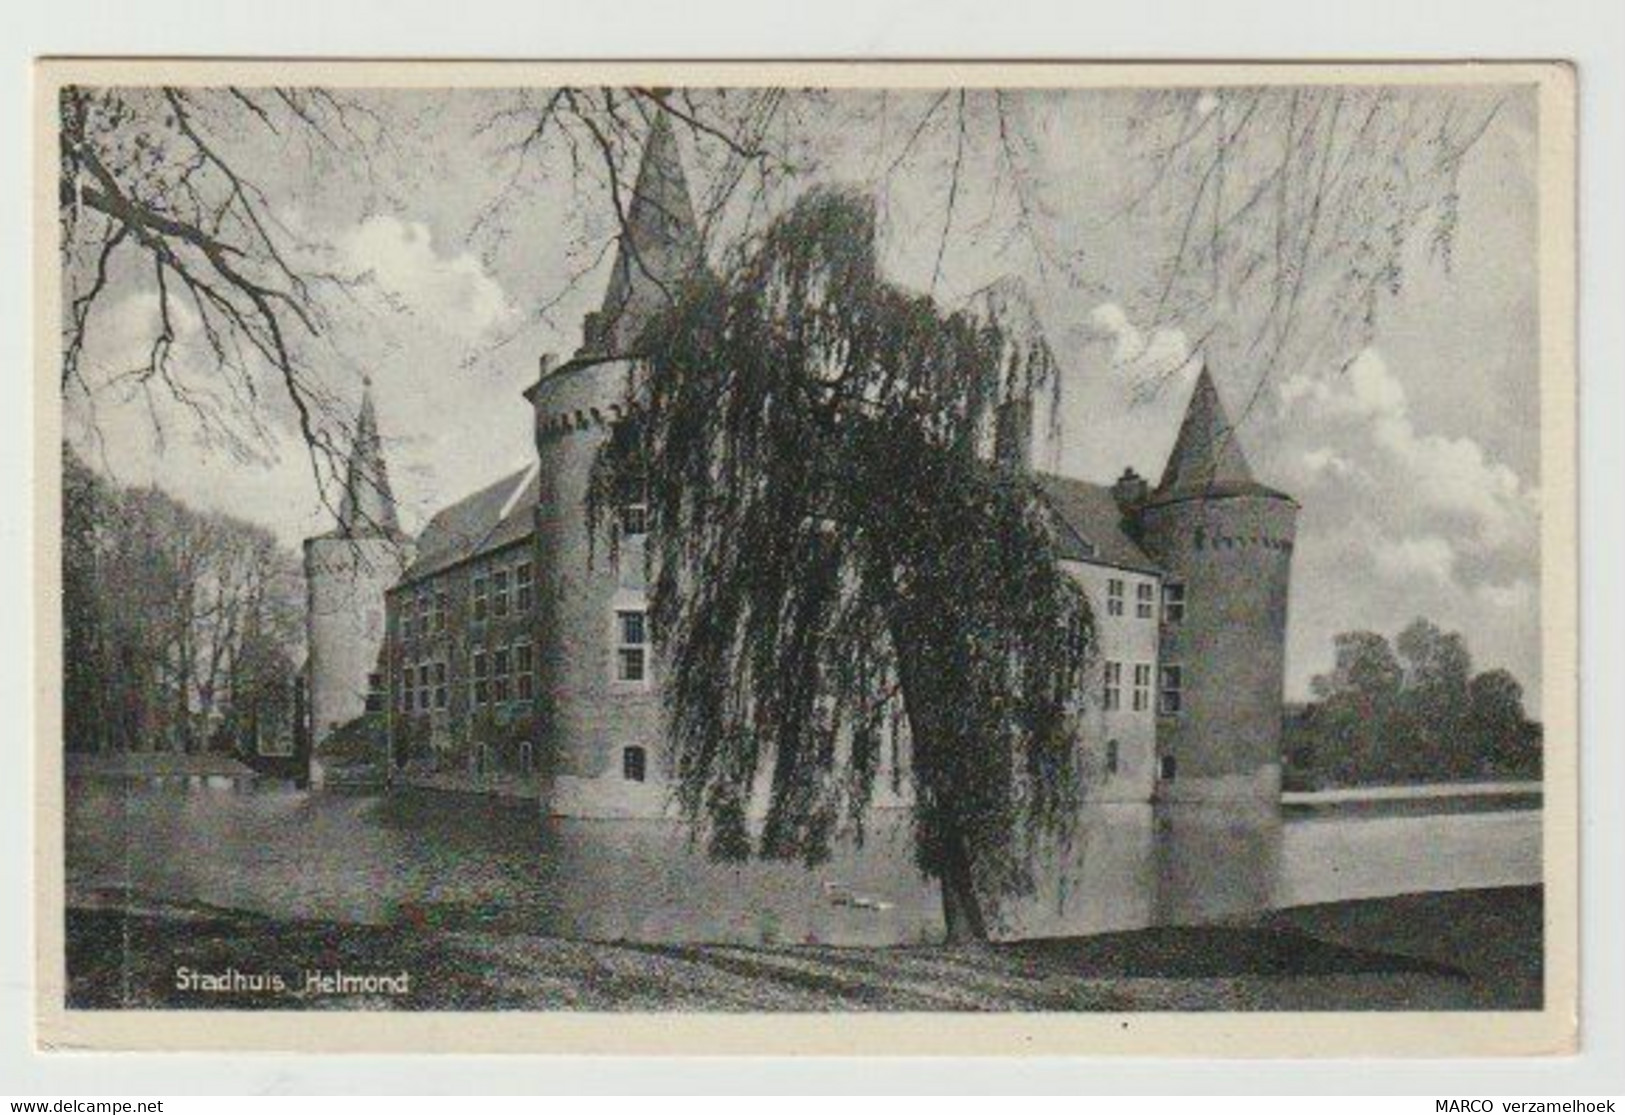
left=1134, top=364, right=1298, bottom=802
left=303, top=379, right=409, bottom=785
left=524, top=110, right=703, bottom=815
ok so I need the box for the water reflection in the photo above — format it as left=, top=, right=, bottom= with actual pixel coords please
left=65, top=778, right=1541, bottom=946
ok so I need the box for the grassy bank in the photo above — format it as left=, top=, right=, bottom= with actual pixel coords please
left=64, top=886, right=1541, bottom=1012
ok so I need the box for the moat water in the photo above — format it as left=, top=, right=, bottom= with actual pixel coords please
left=64, top=778, right=1541, bottom=945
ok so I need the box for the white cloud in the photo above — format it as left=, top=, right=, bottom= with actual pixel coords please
left=1371, top=534, right=1457, bottom=587
left=1299, top=447, right=1359, bottom=482
left=1087, top=302, right=1200, bottom=390
left=337, top=215, right=515, bottom=340
left=1475, top=578, right=1536, bottom=611
left=1282, top=347, right=1538, bottom=550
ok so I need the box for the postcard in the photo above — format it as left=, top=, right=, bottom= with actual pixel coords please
left=34, top=59, right=1577, bottom=1055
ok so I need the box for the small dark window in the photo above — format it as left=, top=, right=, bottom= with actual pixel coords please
left=1159, top=755, right=1177, bottom=781
left=365, top=671, right=384, bottom=713
left=1159, top=665, right=1184, bottom=715
left=1162, top=582, right=1186, bottom=624
left=1102, top=661, right=1122, bottom=711
left=622, top=745, right=647, bottom=783
left=519, top=741, right=535, bottom=775
left=620, top=503, right=649, bottom=539
left=1106, top=739, right=1120, bottom=775
left=1106, top=578, right=1125, bottom=617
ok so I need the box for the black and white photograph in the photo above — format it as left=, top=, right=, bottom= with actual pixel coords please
left=34, top=59, right=1577, bottom=1054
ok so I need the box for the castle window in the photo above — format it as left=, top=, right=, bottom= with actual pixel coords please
left=435, top=589, right=449, bottom=633
left=492, top=568, right=510, bottom=618
left=515, top=562, right=534, bottom=612
left=1132, top=663, right=1152, bottom=712
left=620, top=501, right=649, bottom=539
left=472, top=574, right=488, bottom=622
left=622, top=745, right=647, bottom=783
left=493, top=647, right=511, bottom=703
left=616, top=609, right=648, bottom=683
left=434, top=661, right=448, bottom=710
left=1106, top=739, right=1120, bottom=775
left=1107, top=579, right=1125, bottom=617
left=1136, top=581, right=1155, bottom=618
left=519, top=741, right=535, bottom=776
left=515, top=641, right=534, bottom=701
left=473, top=649, right=489, bottom=706
left=417, top=663, right=431, bottom=711
left=400, top=596, right=414, bottom=641
left=1102, top=661, right=1122, bottom=711
left=1159, top=665, right=1184, bottom=715
left=1162, top=582, right=1186, bottom=624
left=1159, top=755, right=1177, bottom=780
left=365, top=672, right=384, bottom=714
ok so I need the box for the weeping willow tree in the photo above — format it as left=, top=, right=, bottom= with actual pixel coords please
left=590, top=189, right=1093, bottom=942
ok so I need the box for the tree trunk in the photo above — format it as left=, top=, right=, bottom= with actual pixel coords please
left=886, top=607, right=992, bottom=944
left=938, top=827, right=989, bottom=944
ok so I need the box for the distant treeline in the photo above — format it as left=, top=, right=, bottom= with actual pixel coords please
left=63, top=445, right=304, bottom=757
left=1284, top=618, right=1542, bottom=791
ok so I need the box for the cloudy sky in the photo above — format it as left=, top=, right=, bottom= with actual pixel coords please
left=65, top=84, right=1543, bottom=709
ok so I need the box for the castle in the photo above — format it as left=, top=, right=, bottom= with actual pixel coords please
left=301, top=115, right=1298, bottom=812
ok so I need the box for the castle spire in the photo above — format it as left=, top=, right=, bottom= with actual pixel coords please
left=586, top=108, right=703, bottom=356
left=1153, top=363, right=1259, bottom=502
left=336, top=378, right=399, bottom=537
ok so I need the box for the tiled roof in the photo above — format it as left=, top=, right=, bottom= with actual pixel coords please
left=397, top=464, right=537, bottom=585
left=1033, top=472, right=1163, bottom=575
left=1151, top=364, right=1287, bottom=504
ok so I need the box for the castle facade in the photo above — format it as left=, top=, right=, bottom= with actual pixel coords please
left=302, top=116, right=1298, bottom=813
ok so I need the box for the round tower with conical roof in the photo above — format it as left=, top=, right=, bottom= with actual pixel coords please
left=303, top=381, right=409, bottom=785
left=1134, top=365, right=1298, bottom=802
left=523, top=111, right=703, bottom=815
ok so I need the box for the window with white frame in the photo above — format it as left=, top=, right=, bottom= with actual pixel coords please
left=434, top=661, right=448, bottom=710
left=616, top=609, right=648, bottom=682
left=473, top=649, right=489, bottom=706
left=493, top=646, right=511, bottom=703
left=515, top=561, right=533, bottom=613
left=1136, top=581, right=1155, bottom=618
left=1107, top=578, right=1125, bottom=617
left=417, top=662, right=431, bottom=711
left=1102, top=661, right=1122, bottom=711
left=472, top=573, right=488, bottom=622
left=492, top=567, right=510, bottom=618
left=515, top=641, right=534, bottom=701
left=1132, top=663, right=1152, bottom=711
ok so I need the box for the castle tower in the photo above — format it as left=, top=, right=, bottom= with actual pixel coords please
left=303, top=380, right=408, bottom=784
left=523, top=109, right=703, bottom=815
left=1134, top=365, right=1298, bottom=802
